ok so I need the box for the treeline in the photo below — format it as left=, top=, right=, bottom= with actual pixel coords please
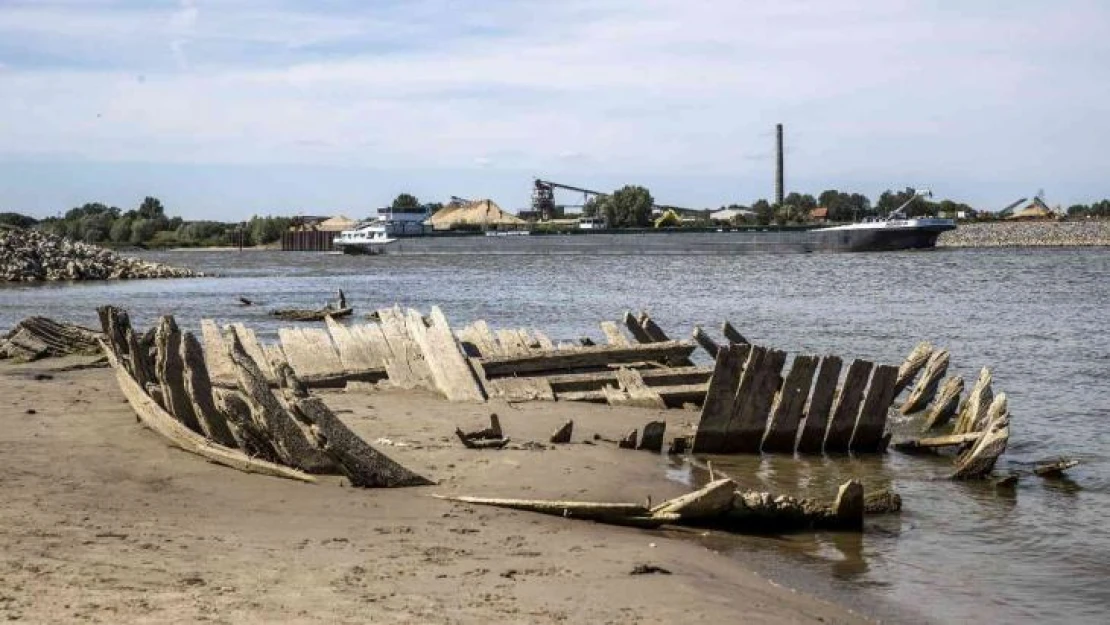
left=1067, top=201, right=1110, bottom=218
left=721, top=188, right=978, bottom=226
left=0, top=197, right=292, bottom=248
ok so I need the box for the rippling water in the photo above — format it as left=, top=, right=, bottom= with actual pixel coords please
left=2, top=248, right=1107, bottom=623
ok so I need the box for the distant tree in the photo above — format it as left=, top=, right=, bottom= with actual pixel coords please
left=109, top=218, right=133, bottom=243
left=751, top=199, right=773, bottom=225
left=137, top=196, right=165, bottom=219
left=603, top=185, right=654, bottom=227
left=0, top=212, right=38, bottom=229
left=129, top=219, right=159, bottom=245
left=391, top=193, right=421, bottom=212
left=247, top=215, right=292, bottom=245
left=581, top=196, right=606, bottom=219
left=783, top=193, right=817, bottom=213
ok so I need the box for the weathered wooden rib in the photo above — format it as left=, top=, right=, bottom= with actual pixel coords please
left=608, top=368, right=666, bottom=408
left=469, top=320, right=502, bottom=358
left=900, top=349, right=950, bottom=414
left=213, top=387, right=282, bottom=462
left=496, top=328, right=530, bottom=357
left=691, top=343, right=750, bottom=453
left=291, top=396, right=434, bottom=487
left=200, top=319, right=237, bottom=387
left=539, top=366, right=713, bottom=394
left=824, top=359, right=874, bottom=452
left=0, top=316, right=103, bottom=361
left=226, top=327, right=336, bottom=473
left=180, top=331, right=239, bottom=448
left=487, top=377, right=556, bottom=402
left=153, top=316, right=204, bottom=434
left=231, top=322, right=276, bottom=383
left=954, top=368, right=994, bottom=435
left=795, top=355, right=843, bottom=453
left=325, top=316, right=379, bottom=373
left=549, top=419, right=573, bottom=444
left=479, top=340, right=696, bottom=377
left=762, top=354, right=819, bottom=452
left=406, top=307, right=486, bottom=402
left=721, top=321, right=748, bottom=345
left=724, top=347, right=785, bottom=453
left=623, top=311, right=655, bottom=344
left=532, top=330, right=555, bottom=351
left=951, top=393, right=1009, bottom=480
left=923, top=376, right=964, bottom=430
left=850, top=364, right=898, bottom=452
left=101, top=338, right=314, bottom=482
left=692, top=325, right=720, bottom=358
left=639, top=314, right=669, bottom=342
left=599, top=321, right=631, bottom=347
left=893, top=341, right=933, bottom=395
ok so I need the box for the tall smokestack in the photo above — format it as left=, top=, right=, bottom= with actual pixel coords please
left=775, top=123, right=784, bottom=206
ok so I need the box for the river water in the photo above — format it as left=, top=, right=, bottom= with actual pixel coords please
left=1, top=248, right=1107, bottom=623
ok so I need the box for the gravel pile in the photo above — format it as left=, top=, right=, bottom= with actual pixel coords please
left=1, top=227, right=201, bottom=281
left=938, top=221, right=1110, bottom=248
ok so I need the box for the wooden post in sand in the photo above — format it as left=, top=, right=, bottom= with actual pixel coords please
left=900, top=349, right=949, bottom=414
left=823, top=359, right=873, bottom=452
left=761, top=354, right=818, bottom=452
left=795, top=355, right=842, bottom=453
left=692, top=344, right=750, bottom=453
left=638, top=421, right=666, bottom=452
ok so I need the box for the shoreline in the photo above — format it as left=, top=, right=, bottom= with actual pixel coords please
left=0, top=356, right=883, bottom=624
left=937, top=220, right=1110, bottom=248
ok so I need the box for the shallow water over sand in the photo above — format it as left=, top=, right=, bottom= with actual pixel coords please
left=2, top=247, right=1108, bottom=623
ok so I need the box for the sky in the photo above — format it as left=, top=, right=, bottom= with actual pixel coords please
left=1, top=0, right=1108, bottom=219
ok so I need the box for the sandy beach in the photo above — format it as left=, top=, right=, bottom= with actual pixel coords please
left=0, top=356, right=871, bottom=624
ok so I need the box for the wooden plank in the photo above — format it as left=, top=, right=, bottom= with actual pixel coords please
left=470, top=320, right=501, bottom=358
left=639, top=314, right=670, bottom=342
left=515, top=328, right=538, bottom=351
left=154, top=315, right=203, bottom=434
left=723, top=347, right=785, bottom=453
left=102, top=339, right=314, bottom=483
left=377, top=307, right=430, bottom=389
left=180, top=331, right=240, bottom=448
left=488, top=377, right=555, bottom=402
left=278, top=327, right=345, bottom=382
left=480, top=340, right=696, bottom=377
left=231, top=322, right=275, bottom=383
left=900, top=349, right=950, bottom=414
left=923, top=376, right=964, bottom=430
left=354, top=322, right=392, bottom=370
left=693, top=344, right=755, bottom=453
left=623, top=311, right=654, bottom=343
left=823, top=359, right=874, bottom=452
left=496, top=328, right=530, bottom=357
left=600, top=321, right=631, bottom=347
left=692, top=325, right=720, bottom=358
left=407, top=307, right=486, bottom=402
left=892, top=431, right=981, bottom=452
left=795, top=355, right=842, bottom=453
left=951, top=394, right=1009, bottom=479
left=559, top=382, right=706, bottom=406
left=326, top=317, right=378, bottom=373
left=721, top=321, right=748, bottom=345
left=954, top=367, right=994, bottom=434
left=611, top=368, right=666, bottom=409
left=201, top=319, right=237, bottom=387
left=761, top=354, right=819, bottom=452
left=541, top=366, right=714, bottom=393
left=850, top=364, right=899, bottom=452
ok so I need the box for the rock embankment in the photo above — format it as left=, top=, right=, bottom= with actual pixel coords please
left=1, top=227, right=201, bottom=281
left=938, top=221, right=1110, bottom=248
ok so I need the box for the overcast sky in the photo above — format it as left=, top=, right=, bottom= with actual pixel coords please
left=1, top=0, right=1108, bottom=219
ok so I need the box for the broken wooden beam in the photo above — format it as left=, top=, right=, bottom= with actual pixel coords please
left=692, top=343, right=750, bottom=453
left=692, top=325, right=720, bottom=358
left=891, top=431, right=981, bottom=452
left=550, top=420, right=574, bottom=444
left=599, top=321, right=631, bottom=347
left=721, top=321, right=748, bottom=345
left=1033, top=458, right=1080, bottom=478
left=478, top=340, right=696, bottom=377
left=153, top=315, right=204, bottom=434
left=723, top=347, right=785, bottom=453
left=954, top=368, right=994, bottom=435
left=893, top=341, right=933, bottom=396
left=180, top=331, right=240, bottom=448
left=200, top=319, right=237, bottom=387
left=900, top=349, right=950, bottom=414
left=651, top=478, right=736, bottom=520
left=623, top=311, right=655, bottom=344
left=433, top=495, right=651, bottom=523
left=823, top=359, right=874, bottom=452
left=951, top=393, right=1009, bottom=480
left=850, top=364, right=898, bottom=452
left=922, top=376, right=964, bottom=430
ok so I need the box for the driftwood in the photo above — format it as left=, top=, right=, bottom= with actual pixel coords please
left=900, top=349, right=950, bottom=414
left=550, top=420, right=573, bottom=444
left=951, top=393, right=1009, bottom=480
left=1033, top=458, right=1080, bottom=478
left=0, top=316, right=103, bottom=361
left=270, top=307, right=353, bottom=322
left=863, top=489, right=902, bottom=514
left=923, top=376, right=964, bottom=430
left=100, top=337, right=314, bottom=482
left=651, top=478, right=736, bottom=520
left=893, top=341, right=933, bottom=395
left=479, top=340, right=696, bottom=377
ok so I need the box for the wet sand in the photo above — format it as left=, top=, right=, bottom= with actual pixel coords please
left=0, top=357, right=874, bottom=624
left=0, top=357, right=883, bottom=625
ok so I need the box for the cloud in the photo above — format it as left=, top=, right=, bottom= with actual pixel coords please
left=0, top=0, right=1108, bottom=212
